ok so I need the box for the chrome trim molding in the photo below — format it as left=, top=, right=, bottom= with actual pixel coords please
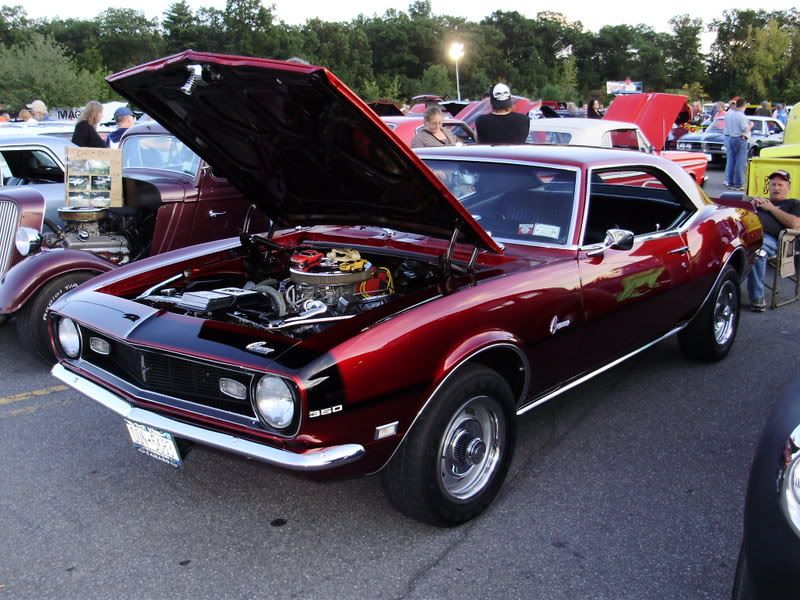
left=52, top=364, right=364, bottom=471
left=516, top=324, right=685, bottom=416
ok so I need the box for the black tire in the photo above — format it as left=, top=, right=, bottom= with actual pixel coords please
left=16, top=272, right=95, bottom=364
left=731, top=546, right=753, bottom=600
left=0, top=314, right=8, bottom=327
left=678, top=265, right=740, bottom=362
left=748, top=145, right=760, bottom=158
left=381, top=365, right=516, bottom=527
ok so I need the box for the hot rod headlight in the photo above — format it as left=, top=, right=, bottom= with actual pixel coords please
left=57, top=317, right=81, bottom=358
left=254, top=375, right=295, bottom=429
left=15, top=227, right=41, bottom=256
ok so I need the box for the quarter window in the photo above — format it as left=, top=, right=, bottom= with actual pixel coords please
left=582, top=167, right=696, bottom=245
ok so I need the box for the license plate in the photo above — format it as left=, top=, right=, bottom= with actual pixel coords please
left=704, top=153, right=713, bottom=160
left=125, top=420, right=182, bottom=467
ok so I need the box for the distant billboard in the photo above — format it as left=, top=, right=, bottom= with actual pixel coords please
left=606, top=80, right=643, bottom=95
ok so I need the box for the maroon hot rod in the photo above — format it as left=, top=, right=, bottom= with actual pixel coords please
left=0, top=121, right=253, bottom=361
left=51, top=52, right=762, bottom=526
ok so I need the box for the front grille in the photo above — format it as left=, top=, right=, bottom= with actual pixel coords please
left=703, top=142, right=724, bottom=152
left=81, top=328, right=257, bottom=418
left=682, top=141, right=702, bottom=151
left=0, top=200, right=20, bottom=278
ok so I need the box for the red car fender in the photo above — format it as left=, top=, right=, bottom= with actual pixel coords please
left=0, top=249, right=115, bottom=314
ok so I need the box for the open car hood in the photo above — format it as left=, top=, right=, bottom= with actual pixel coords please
left=604, top=93, right=691, bottom=152
left=106, top=51, right=499, bottom=252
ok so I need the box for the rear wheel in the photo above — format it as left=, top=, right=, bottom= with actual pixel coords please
left=16, top=272, right=95, bottom=363
left=679, top=265, right=740, bottom=362
left=381, top=365, right=516, bottom=527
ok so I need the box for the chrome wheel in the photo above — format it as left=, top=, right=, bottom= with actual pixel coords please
left=713, top=280, right=737, bottom=345
left=438, top=395, right=506, bottom=502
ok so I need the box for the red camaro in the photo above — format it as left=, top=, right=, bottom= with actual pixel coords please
left=51, top=52, right=762, bottom=526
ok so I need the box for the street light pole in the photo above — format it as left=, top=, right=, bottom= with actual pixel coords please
left=448, top=42, right=464, bottom=102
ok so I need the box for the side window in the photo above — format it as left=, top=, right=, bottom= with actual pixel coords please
left=0, top=152, right=10, bottom=182
left=582, top=168, right=696, bottom=245
left=608, top=130, right=640, bottom=150
left=445, top=125, right=476, bottom=145
left=528, top=130, right=572, bottom=144
left=749, top=121, right=763, bottom=136
left=0, top=149, right=63, bottom=183
left=768, top=121, right=783, bottom=135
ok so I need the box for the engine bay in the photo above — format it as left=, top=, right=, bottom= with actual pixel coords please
left=135, top=246, right=442, bottom=338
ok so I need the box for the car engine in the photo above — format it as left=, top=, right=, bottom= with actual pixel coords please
left=137, top=247, right=438, bottom=337
left=42, top=206, right=154, bottom=265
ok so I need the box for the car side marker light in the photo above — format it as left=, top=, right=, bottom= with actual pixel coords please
left=375, top=421, right=399, bottom=440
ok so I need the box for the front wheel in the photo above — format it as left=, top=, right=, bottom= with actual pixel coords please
left=381, top=365, right=516, bottom=527
left=16, top=272, right=95, bottom=364
left=678, top=265, right=740, bottom=362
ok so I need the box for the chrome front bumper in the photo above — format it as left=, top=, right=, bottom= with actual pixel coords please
left=51, top=364, right=365, bottom=471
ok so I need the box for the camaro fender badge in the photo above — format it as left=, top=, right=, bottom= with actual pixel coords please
left=549, top=315, right=571, bottom=335
left=246, top=342, right=275, bottom=356
left=309, top=405, right=343, bottom=419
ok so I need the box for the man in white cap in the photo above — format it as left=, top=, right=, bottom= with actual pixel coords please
left=475, top=83, right=530, bottom=144
left=748, top=169, right=800, bottom=312
left=27, top=100, right=52, bottom=122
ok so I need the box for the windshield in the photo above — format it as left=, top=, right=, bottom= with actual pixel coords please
left=422, top=158, right=577, bottom=245
left=121, top=134, right=201, bottom=175
left=708, top=117, right=725, bottom=132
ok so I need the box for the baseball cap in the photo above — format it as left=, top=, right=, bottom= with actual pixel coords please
left=489, top=83, right=512, bottom=110
left=27, top=100, right=47, bottom=113
left=768, top=170, right=791, bottom=183
left=113, top=106, right=134, bottom=120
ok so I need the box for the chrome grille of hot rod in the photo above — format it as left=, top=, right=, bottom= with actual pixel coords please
left=0, top=200, right=20, bottom=278
left=79, top=327, right=257, bottom=418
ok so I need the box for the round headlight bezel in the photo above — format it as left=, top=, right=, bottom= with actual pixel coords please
left=252, top=374, right=298, bottom=433
left=15, top=226, right=41, bottom=257
left=57, top=317, right=82, bottom=358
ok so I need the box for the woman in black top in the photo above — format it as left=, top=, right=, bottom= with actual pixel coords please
left=586, top=98, right=602, bottom=119
left=71, top=101, right=107, bottom=148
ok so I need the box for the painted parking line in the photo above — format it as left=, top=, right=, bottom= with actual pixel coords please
left=0, top=385, right=68, bottom=406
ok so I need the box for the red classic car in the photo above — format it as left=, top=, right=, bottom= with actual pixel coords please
left=51, top=52, right=761, bottom=526
left=381, top=115, right=476, bottom=146
left=0, top=121, right=254, bottom=361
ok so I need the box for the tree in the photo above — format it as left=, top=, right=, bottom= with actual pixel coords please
left=0, top=34, right=109, bottom=109
left=222, top=0, right=275, bottom=56
left=0, top=5, right=30, bottom=46
left=415, top=64, right=453, bottom=97
left=95, top=8, right=163, bottom=72
left=302, top=19, right=373, bottom=90
left=163, top=1, right=199, bottom=54
left=36, top=18, right=102, bottom=71
left=745, top=19, right=791, bottom=99
left=667, top=15, right=705, bottom=86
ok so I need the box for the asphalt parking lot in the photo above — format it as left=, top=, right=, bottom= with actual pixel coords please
left=1, top=164, right=797, bottom=599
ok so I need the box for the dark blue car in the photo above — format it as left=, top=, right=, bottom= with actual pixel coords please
left=732, top=377, right=800, bottom=599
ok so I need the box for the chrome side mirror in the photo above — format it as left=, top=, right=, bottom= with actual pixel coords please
left=586, top=229, right=635, bottom=257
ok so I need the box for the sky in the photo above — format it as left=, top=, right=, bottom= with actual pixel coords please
left=23, top=0, right=799, bottom=49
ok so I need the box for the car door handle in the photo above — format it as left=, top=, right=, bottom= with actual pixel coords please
left=668, top=245, right=690, bottom=255
left=208, top=210, right=226, bottom=218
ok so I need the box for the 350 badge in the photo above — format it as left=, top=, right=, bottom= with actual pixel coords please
left=308, top=405, right=343, bottom=418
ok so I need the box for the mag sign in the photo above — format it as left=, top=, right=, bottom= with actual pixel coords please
left=65, top=147, right=123, bottom=208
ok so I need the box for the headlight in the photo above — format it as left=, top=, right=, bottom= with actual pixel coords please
left=678, top=143, right=686, bottom=150
left=57, top=317, right=81, bottom=358
left=721, top=145, right=726, bottom=152
left=15, top=227, right=41, bottom=256
left=254, top=375, right=295, bottom=429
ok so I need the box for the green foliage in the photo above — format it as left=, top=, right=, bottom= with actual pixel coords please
left=414, top=64, right=454, bottom=97
left=667, top=15, right=704, bottom=86
left=95, top=8, right=164, bottom=72
left=0, top=34, right=109, bottom=109
left=3, top=5, right=800, bottom=110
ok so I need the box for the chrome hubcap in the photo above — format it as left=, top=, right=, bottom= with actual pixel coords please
left=713, top=280, right=737, bottom=345
left=439, top=395, right=505, bottom=502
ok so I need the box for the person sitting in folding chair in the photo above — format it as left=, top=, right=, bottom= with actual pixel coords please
left=749, top=170, right=800, bottom=312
